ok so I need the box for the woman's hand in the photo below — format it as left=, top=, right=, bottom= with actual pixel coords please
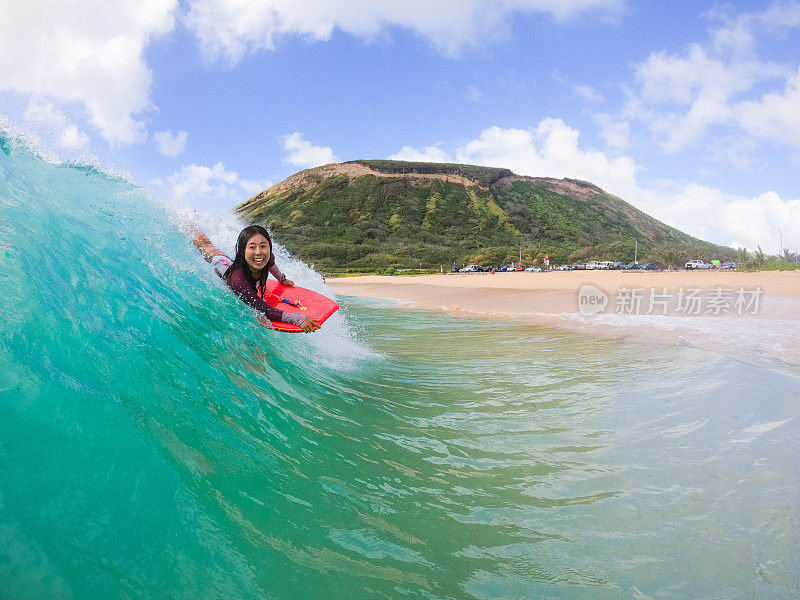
left=282, top=278, right=295, bottom=287
left=298, top=317, right=320, bottom=333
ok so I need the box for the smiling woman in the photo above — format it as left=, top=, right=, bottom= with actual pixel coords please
left=192, top=225, right=320, bottom=332
left=242, top=230, right=273, bottom=273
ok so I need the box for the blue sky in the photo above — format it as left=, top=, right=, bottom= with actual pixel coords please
left=2, top=0, right=799, bottom=253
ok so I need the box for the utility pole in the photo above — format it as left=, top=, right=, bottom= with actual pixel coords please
left=519, top=245, right=522, bottom=264
left=634, top=240, right=638, bottom=264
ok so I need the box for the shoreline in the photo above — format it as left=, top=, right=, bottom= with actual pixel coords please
left=327, top=271, right=800, bottom=368
left=327, top=271, right=800, bottom=322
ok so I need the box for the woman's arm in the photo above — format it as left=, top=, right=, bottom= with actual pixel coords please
left=193, top=230, right=223, bottom=262
left=228, top=270, right=316, bottom=329
left=269, top=263, right=295, bottom=287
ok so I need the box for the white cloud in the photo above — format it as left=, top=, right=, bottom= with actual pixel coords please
left=635, top=184, right=800, bottom=255
left=23, top=100, right=90, bottom=149
left=634, top=45, right=754, bottom=106
left=573, top=84, right=604, bottom=103
left=395, top=118, right=638, bottom=204
left=154, top=129, right=188, bottom=157
left=734, top=67, right=800, bottom=147
left=453, top=120, right=638, bottom=198
left=596, top=114, right=630, bottom=149
left=23, top=101, right=63, bottom=128
left=184, top=0, right=622, bottom=63
left=621, top=2, right=800, bottom=154
left=390, top=145, right=451, bottom=163
left=0, top=0, right=177, bottom=144
left=282, top=132, right=339, bottom=169
left=61, top=125, right=90, bottom=149
left=629, top=44, right=763, bottom=152
left=157, top=162, right=271, bottom=212
left=706, top=135, right=758, bottom=173
left=394, top=118, right=799, bottom=253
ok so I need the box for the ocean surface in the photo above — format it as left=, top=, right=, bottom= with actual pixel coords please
left=1, top=134, right=798, bottom=599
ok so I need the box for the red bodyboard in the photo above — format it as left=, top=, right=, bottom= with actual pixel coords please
left=260, top=280, right=339, bottom=332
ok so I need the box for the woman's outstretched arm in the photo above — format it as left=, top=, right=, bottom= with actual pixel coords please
left=192, top=230, right=223, bottom=262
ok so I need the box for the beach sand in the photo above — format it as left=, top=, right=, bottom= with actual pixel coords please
left=328, top=270, right=800, bottom=322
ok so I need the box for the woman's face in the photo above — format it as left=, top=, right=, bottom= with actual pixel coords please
left=244, top=233, right=271, bottom=274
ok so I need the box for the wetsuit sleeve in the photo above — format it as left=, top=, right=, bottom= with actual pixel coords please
left=227, top=270, right=305, bottom=325
left=269, top=263, right=286, bottom=283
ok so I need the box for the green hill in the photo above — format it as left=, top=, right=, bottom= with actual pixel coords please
left=236, top=160, right=733, bottom=272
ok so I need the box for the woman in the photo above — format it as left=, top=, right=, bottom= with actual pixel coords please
left=193, top=225, right=320, bottom=333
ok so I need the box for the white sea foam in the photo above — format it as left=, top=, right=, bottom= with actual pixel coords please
left=661, top=419, right=710, bottom=439
left=723, top=419, right=791, bottom=447
left=523, top=309, right=800, bottom=374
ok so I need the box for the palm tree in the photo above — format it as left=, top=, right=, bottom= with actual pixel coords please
left=754, top=245, right=767, bottom=268
left=736, top=247, right=749, bottom=266
left=781, top=248, right=793, bottom=262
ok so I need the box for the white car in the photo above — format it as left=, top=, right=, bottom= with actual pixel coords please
left=585, top=260, right=611, bottom=269
left=525, top=266, right=542, bottom=272
left=459, top=265, right=482, bottom=272
left=685, top=260, right=711, bottom=270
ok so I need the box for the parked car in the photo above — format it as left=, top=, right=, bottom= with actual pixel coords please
left=572, top=263, right=586, bottom=270
left=585, top=261, right=603, bottom=269
left=495, top=265, right=508, bottom=272
left=685, top=259, right=711, bottom=270
left=640, top=262, right=660, bottom=270
left=625, top=262, right=642, bottom=269
left=459, top=265, right=482, bottom=272
left=525, top=266, right=542, bottom=272
left=611, top=262, right=627, bottom=270
left=721, top=261, right=737, bottom=270
left=555, top=264, right=572, bottom=271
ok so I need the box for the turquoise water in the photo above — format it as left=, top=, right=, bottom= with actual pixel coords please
left=1, top=136, right=799, bottom=599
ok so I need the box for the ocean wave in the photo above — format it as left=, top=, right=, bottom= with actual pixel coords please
left=2, top=132, right=798, bottom=599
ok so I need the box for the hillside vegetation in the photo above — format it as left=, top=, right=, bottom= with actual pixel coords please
left=236, top=160, right=734, bottom=272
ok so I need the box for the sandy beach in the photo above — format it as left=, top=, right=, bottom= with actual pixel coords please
left=328, top=270, right=800, bottom=322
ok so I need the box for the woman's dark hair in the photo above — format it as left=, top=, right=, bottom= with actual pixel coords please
left=223, top=225, right=276, bottom=292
